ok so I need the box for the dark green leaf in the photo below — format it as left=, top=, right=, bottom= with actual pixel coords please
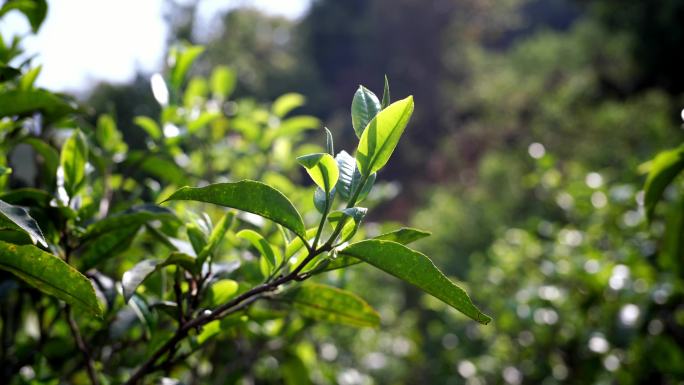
left=643, top=144, right=684, bottom=220
left=163, top=180, right=306, bottom=238
left=313, top=187, right=335, bottom=214
left=60, top=128, right=88, bottom=197
left=381, top=75, right=391, bottom=109
left=0, top=0, right=47, bottom=32
left=0, top=241, right=102, bottom=316
left=83, top=204, right=176, bottom=239
left=284, top=283, right=380, bottom=328
left=324, top=127, right=334, bottom=155
left=0, top=64, right=20, bottom=82
left=77, top=226, right=140, bottom=270
left=351, top=86, right=381, bottom=138
left=0, top=89, right=75, bottom=121
left=0, top=199, right=47, bottom=247
left=374, top=227, right=431, bottom=245
left=340, top=240, right=491, bottom=324
left=355, top=96, right=414, bottom=176
left=297, top=153, right=340, bottom=193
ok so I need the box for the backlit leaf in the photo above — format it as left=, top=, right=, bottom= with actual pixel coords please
left=297, top=153, right=339, bottom=193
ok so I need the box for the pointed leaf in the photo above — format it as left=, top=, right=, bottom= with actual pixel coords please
left=340, top=240, right=491, bottom=324
left=381, top=75, right=391, bottom=109
left=197, top=211, right=234, bottom=265
left=170, top=45, right=205, bottom=91
left=284, top=283, right=380, bottom=328
left=0, top=199, right=47, bottom=247
left=297, top=153, right=339, bottom=193
left=236, top=229, right=280, bottom=269
left=324, top=127, right=334, bottom=155
left=644, top=144, right=684, bottom=220
left=0, top=241, right=101, bottom=316
left=351, top=86, right=381, bottom=138
left=374, top=227, right=431, bottom=245
left=313, top=187, right=335, bottom=214
left=60, top=128, right=88, bottom=196
left=163, top=180, right=306, bottom=238
left=355, top=96, right=414, bottom=176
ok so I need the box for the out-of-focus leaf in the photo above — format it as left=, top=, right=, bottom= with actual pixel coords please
left=643, top=144, right=684, bottom=220
left=83, top=204, right=176, bottom=239
left=0, top=0, right=47, bottom=32
left=236, top=229, right=280, bottom=269
left=163, top=181, right=306, bottom=238
left=272, top=116, right=320, bottom=138
left=197, top=211, right=234, bottom=265
left=340, top=240, right=491, bottom=324
left=374, top=227, right=431, bottom=245
left=134, top=116, right=162, bottom=140
left=297, top=153, right=339, bottom=193
left=206, top=279, right=238, bottom=307
left=96, top=114, right=127, bottom=155
left=210, top=65, right=236, bottom=100
left=19, top=65, right=41, bottom=90
left=351, top=85, right=381, bottom=138
left=126, top=151, right=187, bottom=185
left=356, top=96, right=414, bottom=176
left=77, top=226, right=140, bottom=270
left=122, top=252, right=196, bottom=302
left=170, top=45, right=205, bottom=92
left=272, top=93, right=305, bottom=117
left=335, top=150, right=375, bottom=202
left=0, top=199, right=47, bottom=247
left=0, top=64, right=20, bottom=82
left=0, top=89, right=75, bottom=121
left=21, top=137, right=58, bottom=186
left=0, top=241, right=102, bottom=316
left=60, top=128, right=88, bottom=197
left=187, top=111, right=221, bottom=134
left=284, top=283, right=380, bottom=327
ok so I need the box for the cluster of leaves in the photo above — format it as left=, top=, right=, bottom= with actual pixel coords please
left=0, top=3, right=488, bottom=384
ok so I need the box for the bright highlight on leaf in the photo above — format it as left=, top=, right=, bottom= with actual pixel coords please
left=297, top=153, right=340, bottom=193
left=0, top=199, right=48, bottom=247
left=340, top=239, right=491, bottom=324
left=355, top=96, right=414, bottom=176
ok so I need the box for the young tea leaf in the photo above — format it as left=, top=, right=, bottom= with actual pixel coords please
left=335, top=150, right=375, bottom=203
left=0, top=241, right=102, bottom=317
left=297, top=153, right=340, bottom=193
left=60, top=128, right=88, bottom=197
left=327, top=207, right=367, bottom=244
left=163, top=180, right=306, bottom=238
left=374, top=227, right=431, bottom=245
left=197, top=211, right=234, bottom=266
left=351, top=86, right=382, bottom=138
left=381, top=75, right=391, bottom=109
left=355, top=96, right=414, bottom=176
left=340, top=240, right=491, bottom=324
left=284, top=283, right=380, bottom=328
left=643, top=144, right=684, bottom=220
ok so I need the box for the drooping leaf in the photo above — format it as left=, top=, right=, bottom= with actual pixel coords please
left=122, top=252, right=196, bottom=302
left=643, top=144, right=684, bottom=220
left=163, top=181, right=306, bottom=238
left=236, top=229, right=280, bottom=269
left=60, top=128, right=88, bottom=197
left=381, top=75, right=391, bottom=109
left=273, top=93, right=305, bottom=117
left=340, top=240, right=491, bottom=324
left=197, top=211, right=234, bottom=265
left=327, top=207, right=367, bottom=244
left=0, top=0, right=47, bottom=32
left=77, top=226, right=141, bottom=270
left=170, top=45, right=205, bottom=92
left=0, top=89, right=75, bottom=121
left=0, top=241, right=101, bottom=316
left=374, top=227, right=431, bottom=245
left=83, top=204, right=176, bottom=239
left=335, top=150, right=375, bottom=202
left=351, top=86, right=381, bottom=138
left=355, top=96, right=414, bottom=176
left=283, top=283, right=380, bottom=328
left=0, top=199, right=47, bottom=247
left=297, top=153, right=340, bottom=193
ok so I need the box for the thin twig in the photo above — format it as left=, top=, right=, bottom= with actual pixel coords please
left=66, top=306, right=100, bottom=385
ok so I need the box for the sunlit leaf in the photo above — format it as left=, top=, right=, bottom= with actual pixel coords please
left=122, top=252, right=196, bottom=302
left=273, top=93, right=305, bottom=117
left=297, top=153, right=339, bottom=193
left=340, top=240, right=491, bottom=324
left=374, top=227, right=430, bottom=245
left=335, top=150, right=375, bottom=202
left=60, top=128, right=88, bottom=197
left=643, top=144, right=684, bottom=220
left=0, top=199, right=47, bottom=247
left=327, top=207, right=367, bottom=243
left=170, top=44, right=205, bottom=92
left=210, top=65, right=236, bottom=100
left=0, top=241, right=101, bottom=316
left=236, top=229, right=280, bottom=269
left=355, top=96, right=414, bottom=176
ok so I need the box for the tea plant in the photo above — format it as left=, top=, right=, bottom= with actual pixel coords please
left=0, top=3, right=488, bottom=384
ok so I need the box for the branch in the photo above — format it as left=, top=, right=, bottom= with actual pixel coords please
left=66, top=306, right=100, bottom=385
